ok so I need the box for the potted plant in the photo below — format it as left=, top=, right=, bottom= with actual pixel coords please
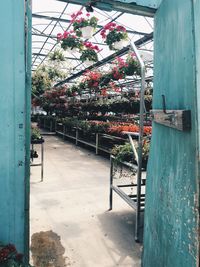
left=71, top=11, right=98, bottom=39
left=82, top=70, right=102, bottom=91
left=100, top=22, right=129, bottom=50
left=124, top=53, right=141, bottom=76
left=49, top=49, right=65, bottom=61
left=80, top=42, right=100, bottom=66
left=0, top=243, right=32, bottom=267
left=57, top=31, right=83, bottom=54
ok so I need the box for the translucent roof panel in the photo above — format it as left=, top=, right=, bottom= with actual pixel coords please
left=32, top=0, right=154, bottom=80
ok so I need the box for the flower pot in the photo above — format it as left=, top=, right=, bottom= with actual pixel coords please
left=112, top=39, right=129, bottom=50
left=83, top=60, right=95, bottom=66
left=64, top=47, right=79, bottom=56
left=81, top=26, right=94, bottom=39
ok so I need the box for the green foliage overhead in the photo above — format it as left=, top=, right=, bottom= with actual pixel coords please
left=49, top=49, right=65, bottom=61
left=80, top=49, right=98, bottom=62
left=32, top=66, right=66, bottom=97
left=32, top=69, right=52, bottom=97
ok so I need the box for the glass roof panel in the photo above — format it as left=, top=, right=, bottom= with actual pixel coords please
left=32, top=0, right=154, bottom=84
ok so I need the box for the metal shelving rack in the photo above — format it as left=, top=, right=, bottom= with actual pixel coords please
left=108, top=40, right=147, bottom=242
left=30, top=138, right=45, bottom=182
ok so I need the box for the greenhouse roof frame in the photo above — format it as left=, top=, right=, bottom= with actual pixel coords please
left=32, top=0, right=154, bottom=84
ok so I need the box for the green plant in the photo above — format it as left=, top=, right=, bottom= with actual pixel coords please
left=101, top=23, right=128, bottom=50
left=111, top=140, right=150, bottom=167
left=47, top=67, right=66, bottom=81
left=31, top=127, right=41, bottom=141
left=49, top=49, right=65, bottom=61
left=71, top=12, right=98, bottom=37
left=111, top=143, right=134, bottom=163
left=59, top=32, right=83, bottom=51
left=80, top=49, right=98, bottom=62
left=32, top=69, right=52, bottom=97
left=124, top=53, right=140, bottom=76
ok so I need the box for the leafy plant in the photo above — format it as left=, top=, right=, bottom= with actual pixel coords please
left=57, top=31, right=83, bottom=51
left=31, top=127, right=41, bottom=141
left=49, top=49, right=65, bottom=61
left=80, top=49, right=98, bottom=62
left=111, top=140, right=150, bottom=167
left=124, top=53, right=140, bottom=76
left=100, top=23, right=128, bottom=50
left=47, top=67, right=66, bottom=81
left=71, top=11, right=98, bottom=37
left=80, top=42, right=100, bottom=63
left=32, top=68, right=52, bottom=97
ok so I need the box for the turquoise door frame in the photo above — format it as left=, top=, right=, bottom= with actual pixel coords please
left=0, top=0, right=31, bottom=264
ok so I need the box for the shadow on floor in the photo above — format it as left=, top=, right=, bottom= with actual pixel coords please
left=97, top=210, right=143, bottom=266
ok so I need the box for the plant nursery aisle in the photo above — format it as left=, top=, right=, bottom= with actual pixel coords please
left=30, top=135, right=141, bottom=267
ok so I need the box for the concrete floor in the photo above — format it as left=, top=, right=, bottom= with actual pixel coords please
left=30, top=135, right=141, bottom=267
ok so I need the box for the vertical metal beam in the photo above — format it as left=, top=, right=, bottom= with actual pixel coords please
left=130, top=39, right=145, bottom=242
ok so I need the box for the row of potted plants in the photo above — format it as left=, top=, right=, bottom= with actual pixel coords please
left=56, top=117, right=152, bottom=137
left=35, top=87, right=152, bottom=117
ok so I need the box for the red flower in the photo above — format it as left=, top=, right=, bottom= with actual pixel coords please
left=63, top=31, right=69, bottom=39
left=77, top=11, right=83, bottom=16
left=71, top=13, right=76, bottom=18
left=57, top=33, right=63, bottom=40
left=101, top=89, right=107, bottom=96
left=15, top=253, right=23, bottom=262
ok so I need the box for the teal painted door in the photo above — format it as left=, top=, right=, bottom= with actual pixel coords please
left=0, top=0, right=31, bottom=259
left=142, top=0, right=199, bottom=266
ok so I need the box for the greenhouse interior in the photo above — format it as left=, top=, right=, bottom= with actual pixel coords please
left=0, top=0, right=199, bottom=267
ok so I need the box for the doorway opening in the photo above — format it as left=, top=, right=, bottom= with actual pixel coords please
left=30, top=1, right=154, bottom=266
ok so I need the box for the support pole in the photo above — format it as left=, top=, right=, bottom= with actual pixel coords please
left=96, top=133, right=99, bottom=155
left=41, top=142, right=44, bottom=182
left=109, top=156, right=114, bottom=211
left=130, top=40, right=146, bottom=242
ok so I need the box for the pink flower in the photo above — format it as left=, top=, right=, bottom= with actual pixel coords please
left=77, top=11, right=83, bottom=16
left=94, top=45, right=100, bottom=51
left=63, top=31, right=69, bottom=38
left=116, top=25, right=126, bottom=32
left=57, top=33, right=63, bottom=40
left=86, top=13, right=90, bottom=17
left=71, top=13, right=76, bottom=18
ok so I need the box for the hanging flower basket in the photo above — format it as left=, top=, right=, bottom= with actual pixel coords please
left=80, top=42, right=100, bottom=64
left=100, top=23, right=129, bottom=50
left=48, top=49, right=65, bottom=68
left=57, top=31, right=83, bottom=52
left=124, top=53, right=141, bottom=76
left=112, top=39, right=129, bottom=50
left=71, top=11, right=98, bottom=39
left=81, top=26, right=95, bottom=39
